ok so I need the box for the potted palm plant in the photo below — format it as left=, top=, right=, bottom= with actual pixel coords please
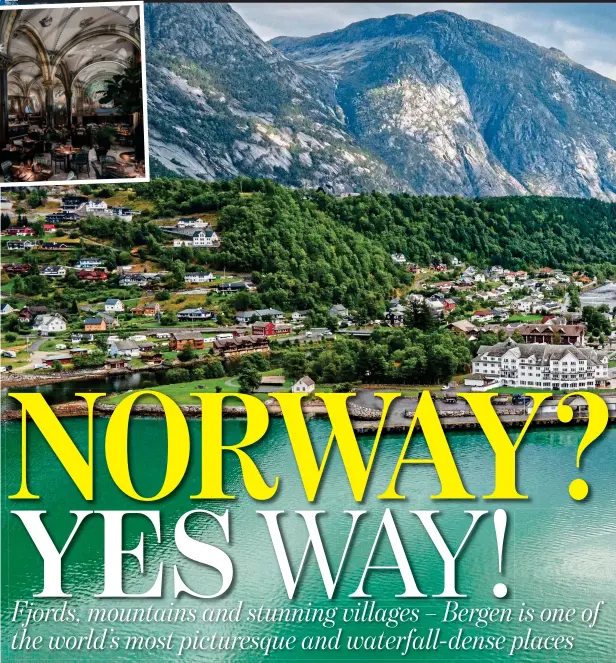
left=44, top=129, right=60, bottom=153
left=99, top=66, right=143, bottom=119
left=95, top=125, right=117, bottom=160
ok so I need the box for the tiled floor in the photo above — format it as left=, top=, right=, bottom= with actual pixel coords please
left=23, top=147, right=137, bottom=182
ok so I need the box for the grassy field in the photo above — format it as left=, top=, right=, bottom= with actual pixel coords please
left=507, top=314, right=545, bottom=322
left=0, top=356, right=29, bottom=369
left=104, top=377, right=249, bottom=405
left=0, top=335, right=30, bottom=349
left=38, top=338, right=67, bottom=352
left=96, top=189, right=153, bottom=212
left=38, top=339, right=98, bottom=353
left=103, top=369, right=293, bottom=405
left=162, top=294, right=210, bottom=312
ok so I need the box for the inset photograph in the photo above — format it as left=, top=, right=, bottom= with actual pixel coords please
left=0, top=1, right=148, bottom=186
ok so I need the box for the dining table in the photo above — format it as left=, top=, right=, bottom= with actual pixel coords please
left=101, top=155, right=146, bottom=179
left=10, top=164, right=52, bottom=182
left=54, top=146, right=81, bottom=170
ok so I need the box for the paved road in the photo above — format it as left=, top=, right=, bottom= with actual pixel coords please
left=11, top=337, right=48, bottom=373
left=348, top=388, right=577, bottom=427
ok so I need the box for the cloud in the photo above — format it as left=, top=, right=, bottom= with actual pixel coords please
left=231, top=2, right=616, bottom=80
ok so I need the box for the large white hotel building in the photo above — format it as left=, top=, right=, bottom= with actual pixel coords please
left=469, top=341, right=609, bottom=390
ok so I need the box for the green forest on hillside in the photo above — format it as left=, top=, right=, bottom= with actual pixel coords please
left=128, top=178, right=616, bottom=313
left=325, top=193, right=616, bottom=271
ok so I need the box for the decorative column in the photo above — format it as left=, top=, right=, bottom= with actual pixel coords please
left=65, top=88, right=73, bottom=130
left=0, top=54, right=10, bottom=147
left=133, top=46, right=142, bottom=129
left=42, top=79, right=55, bottom=129
left=74, top=83, right=84, bottom=124
left=129, top=20, right=141, bottom=67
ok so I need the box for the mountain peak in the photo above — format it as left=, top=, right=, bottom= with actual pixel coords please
left=270, top=13, right=417, bottom=50
left=145, top=2, right=616, bottom=201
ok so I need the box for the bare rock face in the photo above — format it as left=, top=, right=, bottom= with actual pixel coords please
left=144, top=3, right=399, bottom=193
left=146, top=5, right=616, bottom=200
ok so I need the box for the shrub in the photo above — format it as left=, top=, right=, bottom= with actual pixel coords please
left=191, top=367, right=206, bottom=380
left=166, top=368, right=190, bottom=383
left=202, top=359, right=225, bottom=379
left=178, top=346, right=197, bottom=362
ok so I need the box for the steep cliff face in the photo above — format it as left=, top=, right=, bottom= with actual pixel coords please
left=144, top=3, right=401, bottom=193
left=330, top=39, right=526, bottom=196
left=273, top=11, right=616, bottom=200
left=145, top=5, right=616, bottom=200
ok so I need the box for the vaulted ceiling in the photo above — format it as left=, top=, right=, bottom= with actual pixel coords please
left=1, top=4, right=140, bottom=104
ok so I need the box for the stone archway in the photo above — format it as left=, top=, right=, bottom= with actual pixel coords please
left=1, top=4, right=141, bottom=143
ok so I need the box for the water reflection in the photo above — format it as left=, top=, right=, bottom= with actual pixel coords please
left=1, top=418, right=615, bottom=661
left=1, top=370, right=166, bottom=409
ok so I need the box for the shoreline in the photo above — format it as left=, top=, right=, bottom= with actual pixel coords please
left=0, top=366, right=160, bottom=389
left=0, top=400, right=382, bottom=422
left=2, top=398, right=614, bottom=433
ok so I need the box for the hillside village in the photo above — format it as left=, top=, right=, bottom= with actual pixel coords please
left=1, top=182, right=615, bottom=402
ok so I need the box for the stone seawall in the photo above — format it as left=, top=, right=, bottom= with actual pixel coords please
left=1, top=369, right=112, bottom=389
left=3, top=396, right=613, bottom=434
left=1, top=398, right=384, bottom=423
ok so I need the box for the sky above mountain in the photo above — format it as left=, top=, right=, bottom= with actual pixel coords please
left=232, top=3, right=616, bottom=81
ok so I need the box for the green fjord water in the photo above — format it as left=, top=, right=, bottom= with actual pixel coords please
left=1, top=417, right=615, bottom=662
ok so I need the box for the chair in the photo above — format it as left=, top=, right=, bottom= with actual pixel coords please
left=51, top=151, right=66, bottom=173
left=35, top=155, right=51, bottom=167
left=72, top=152, right=90, bottom=178
left=100, top=156, right=118, bottom=173
left=1, top=160, right=12, bottom=182
left=91, top=162, right=102, bottom=179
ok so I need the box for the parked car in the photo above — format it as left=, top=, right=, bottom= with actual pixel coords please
left=33, top=363, right=52, bottom=370
left=304, top=331, right=312, bottom=337
left=2, top=350, right=17, bottom=358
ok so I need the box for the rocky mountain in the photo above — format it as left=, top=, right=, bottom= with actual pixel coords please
left=144, top=3, right=399, bottom=192
left=145, top=4, right=616, bottom=200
